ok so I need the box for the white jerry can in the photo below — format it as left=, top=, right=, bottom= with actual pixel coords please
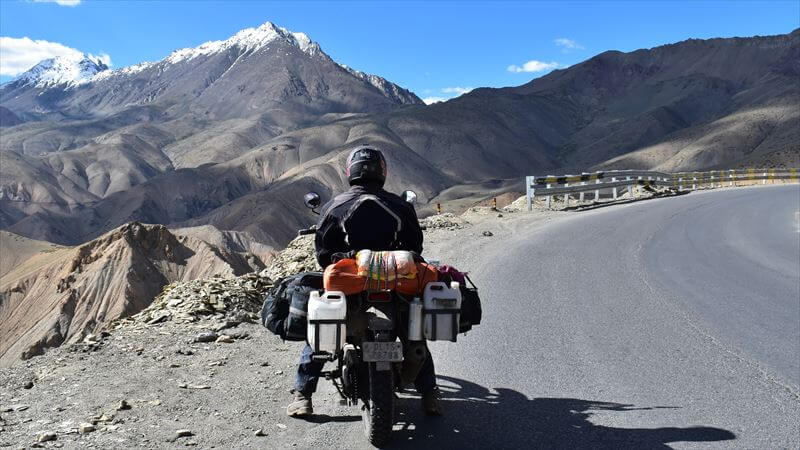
left=407, top=297, right=424, bottom=341
left=422, top=282, right=462, bottom=342
left=307, top=291, right=347, bottom=354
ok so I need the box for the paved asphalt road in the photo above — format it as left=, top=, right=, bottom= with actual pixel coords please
left=308, top=184, right=800, bottom=449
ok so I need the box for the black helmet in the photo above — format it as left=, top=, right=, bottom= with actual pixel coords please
left=346, top=145, right=387, bottom=187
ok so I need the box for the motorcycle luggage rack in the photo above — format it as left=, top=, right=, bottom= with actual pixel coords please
left=309, top=319, right=346, bottom=353
left=311, top=352, right=336, bottom=362
left=423, top=305, right=461, bottom=342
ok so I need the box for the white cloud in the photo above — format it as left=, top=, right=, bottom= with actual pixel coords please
left=442, top=86, right=473, bottom=95
left=31, top=0, right=82, bottom=6
left=0, top=37, right=110, bottom=76
left=422, top=97, right=447, bottom=105
left=89, top=52, right=113, bottom=67
left=0, top=37, right=80, bottom=76
left=554, top=38, right=584, bottom=50
left=507, top=60, right=559, bottom=73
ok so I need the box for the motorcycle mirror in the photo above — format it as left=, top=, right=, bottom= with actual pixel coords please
left=401, top=190, right=417, bottom=205
left=304, top=192, right=321, bottom=213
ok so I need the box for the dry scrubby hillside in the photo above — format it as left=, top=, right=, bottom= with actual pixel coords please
left=0, top=223, right=272, bottom=367
left=2, top=30, right=798, bottom=248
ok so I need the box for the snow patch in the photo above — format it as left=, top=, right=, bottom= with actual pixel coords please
left=12, top=54, right=108, bottom=88
left=337, top=63, right=415, bottom=103
left=91, top=61, right=153, bottom=82
left=166, top=22, right=321, bottom=64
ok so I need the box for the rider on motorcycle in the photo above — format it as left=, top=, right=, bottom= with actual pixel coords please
left=287, top=145, right=443, bottom=418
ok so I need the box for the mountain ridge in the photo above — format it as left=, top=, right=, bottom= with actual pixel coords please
left=7, top=55, right=109, bottom=88
left=1, top=28, right=797, bottom=248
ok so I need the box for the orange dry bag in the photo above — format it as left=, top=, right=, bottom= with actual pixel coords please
left=323, top=258, right=364, bottom=294
left=324, top=258, right=439, bottom=296
left=395, top=262, right=439, bottom=295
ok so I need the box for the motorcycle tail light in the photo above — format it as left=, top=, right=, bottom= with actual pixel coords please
left=367, top=291, right=391, bottom=302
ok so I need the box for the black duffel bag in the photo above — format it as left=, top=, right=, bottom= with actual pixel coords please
left=458, top=275, right=482, bottom=333
left=260, top=272, right=323, bottom=341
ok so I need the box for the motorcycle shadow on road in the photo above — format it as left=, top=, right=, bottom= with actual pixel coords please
left=388, top=376, right=736, bottom=449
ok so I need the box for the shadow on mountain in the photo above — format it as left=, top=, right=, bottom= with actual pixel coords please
left=389, top=376, right=735, bottom=449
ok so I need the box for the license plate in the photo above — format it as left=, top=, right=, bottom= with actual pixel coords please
left=361, top=341, right=403, bottom=362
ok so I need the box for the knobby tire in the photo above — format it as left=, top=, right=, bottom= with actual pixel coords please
left=363, top=363, right=394, bottom=447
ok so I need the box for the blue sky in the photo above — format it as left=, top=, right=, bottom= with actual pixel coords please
left=1, top=0, right=798, bottom=102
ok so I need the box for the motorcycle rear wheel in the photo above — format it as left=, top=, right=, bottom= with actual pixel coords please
left=362, top=363, right=394, bottom=447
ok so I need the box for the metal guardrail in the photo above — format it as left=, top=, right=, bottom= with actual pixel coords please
left=525, top=169, right=799, bottom=211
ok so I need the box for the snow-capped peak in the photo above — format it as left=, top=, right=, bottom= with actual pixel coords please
left=13, top=55, right=109, bottom=88
left=166, top=21, right=322, bottom=64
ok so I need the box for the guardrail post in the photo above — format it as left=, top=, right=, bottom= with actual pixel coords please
left=692, top=175, right=697, bottom=191
left=594, top=179, right=601, bottom=201
left=710, top=173, right=714, bottom=189
left=612, top=177, right=618, bottom=199
left=730, top=169, right=735, bottom=187
left=525, top=176, right=533, bottom=212
left=626, top=176, right=632, bottom=196
left=579, top=180, right=586, bottom=202
left=546, top=182, right=552, bottom=209
left=762, top=172, right=767, bottom=185
left=564, top=182, right=569, bottom=206
left=678, top=177, right=683, bottom=191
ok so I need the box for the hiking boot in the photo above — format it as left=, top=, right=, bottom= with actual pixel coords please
left=287, top=391, right=313, bottom=417
left=422, top=388, right=443, bottom=416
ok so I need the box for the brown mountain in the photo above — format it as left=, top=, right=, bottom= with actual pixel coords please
left=0, top=22, right=420, bottom=241
left=1, top=29, right=798, bottom=249
left=0, top=222, right=272, bottom=367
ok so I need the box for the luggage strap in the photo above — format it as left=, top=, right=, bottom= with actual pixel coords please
left=464, top=274, right=478, bottom=290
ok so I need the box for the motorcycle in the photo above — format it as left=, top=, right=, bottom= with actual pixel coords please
left=297, top=190, right=443, bottom=447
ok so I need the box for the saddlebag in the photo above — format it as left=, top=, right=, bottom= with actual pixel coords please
left=458, top=276, right=482, bottom=333
left=260, top=272, right=323, bottom=341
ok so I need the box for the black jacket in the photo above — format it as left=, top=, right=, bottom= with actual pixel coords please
left=315, top=184, right=423, bottom=268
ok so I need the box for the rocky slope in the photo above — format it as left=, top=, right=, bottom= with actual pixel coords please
left=0, top=107, right=23, bottom=127
left=0, top=223, right=272, bottom=367
left=0, top=232, right=64, bottom=278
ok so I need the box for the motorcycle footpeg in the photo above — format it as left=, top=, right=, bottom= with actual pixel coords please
left=322, top=369, right=341, bottom=380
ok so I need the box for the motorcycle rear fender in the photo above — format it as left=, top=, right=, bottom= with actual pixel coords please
left=365, top=304, right=395, bottom=331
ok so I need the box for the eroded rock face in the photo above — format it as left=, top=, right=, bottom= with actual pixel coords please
left=0, top=222, right=268, bottom=367
left=117, top=234, right=320, bottom=332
